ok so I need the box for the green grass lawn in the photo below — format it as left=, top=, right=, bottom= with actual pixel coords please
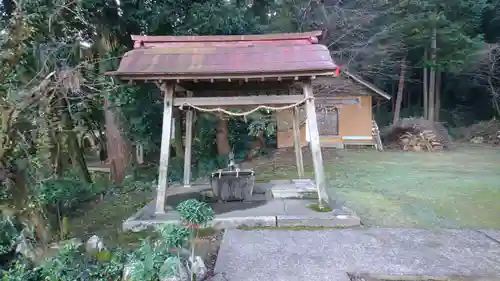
left=70, top=145, right=500, bottom=245
left=326, top=145, right=500, bottom=229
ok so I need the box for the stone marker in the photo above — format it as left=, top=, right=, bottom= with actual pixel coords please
left=189, top=255, right=208, bottom=281
left=160, top=256, right=189, bottom=281
left=85, top=235, right=106, bottom=254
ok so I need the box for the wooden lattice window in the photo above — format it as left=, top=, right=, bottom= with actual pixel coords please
left=316, top=107, right=339, bottom=136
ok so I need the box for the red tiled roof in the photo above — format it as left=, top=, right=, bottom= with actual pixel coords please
left=106, top=31, right=338, bottom=80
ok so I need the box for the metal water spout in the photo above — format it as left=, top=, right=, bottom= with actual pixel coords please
left=211, top=148, right=255, bottom=202
left=228, top=151, right=236, bottom=171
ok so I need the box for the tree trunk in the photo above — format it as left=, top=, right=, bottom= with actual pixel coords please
left=104, top=99, right=131, bottom=184
left=9, top=167, right=51, bottom=248
left=98, top=29, right=132, bottom=184
left=49, top=133, right=64, bottom=177
left=65, top=131, right=92, bottom=183
left=60, top=98, right=92, bottom=183
left=45, top=114, right=63, bottom=176
left=435, top=71, right=441, bottom=121
left=423, top=49, right=428, bottom=119
left=216, top=115, right=230, bottom=156
left=393, top=55, right=407, bottom=124
left=97, top=128, right=107, bottom=162
left=428, top=26, right=437, bottom=122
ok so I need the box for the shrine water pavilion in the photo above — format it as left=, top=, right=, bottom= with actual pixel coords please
left=105, top=30, right=360, bottom=230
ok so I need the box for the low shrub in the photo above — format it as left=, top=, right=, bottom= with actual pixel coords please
left=0, top=199, right=215, bottom=281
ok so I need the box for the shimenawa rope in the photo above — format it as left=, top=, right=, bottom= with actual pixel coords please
left=178, top=96, right=313, bottom=117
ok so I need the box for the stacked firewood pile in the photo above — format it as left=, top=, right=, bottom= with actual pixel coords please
left=459, top=119, right=500, bottom=145
left=381, top=117, right=452, bottom=152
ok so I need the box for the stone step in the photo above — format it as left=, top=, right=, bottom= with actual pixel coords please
left=269, top=179, right=318, bottom=198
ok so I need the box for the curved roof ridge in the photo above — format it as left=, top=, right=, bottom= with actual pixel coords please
left=132, top=31, right=322, bottom=43
left=132, top=31, right=322, bottom=48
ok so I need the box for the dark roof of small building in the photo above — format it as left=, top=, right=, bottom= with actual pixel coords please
left=312, top=77, right=367, bottom=97
left=309, top=71, right=391, bottom=100
left=105, top=31, right=338, bottom=80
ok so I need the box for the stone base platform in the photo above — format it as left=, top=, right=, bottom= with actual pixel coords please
left=122, top=180, right=361, bottom=231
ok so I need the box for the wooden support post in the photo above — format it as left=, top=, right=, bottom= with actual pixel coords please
left=155, top=82, right=175, bottom=215
left=183, top=91, right=194, bottom=187
left=292, top=106, right=304, bottom=178
left=302, top=81, right=330, bottom=205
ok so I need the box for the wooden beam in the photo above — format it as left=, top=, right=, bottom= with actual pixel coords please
left=302, top=81, right=330, bottom=205
left=292, top=106, right=305, bottom=178
left=155, top=82, right=175, bottom=215
left=191, top=89, right=290, bottom=98
left=179, top=80, right=291, bottom=93
left=174, top=95, right=304, bottom=107
left=183, top=91, right=194, bottom=187
left=87, top=166, right=111, bottom=173
left=314, top=96, right=361, bottom=106
left=110, top=71, right=337, bottom=82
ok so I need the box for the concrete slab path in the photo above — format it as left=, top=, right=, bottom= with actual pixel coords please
left=215, top=228, right=500, bottom=281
